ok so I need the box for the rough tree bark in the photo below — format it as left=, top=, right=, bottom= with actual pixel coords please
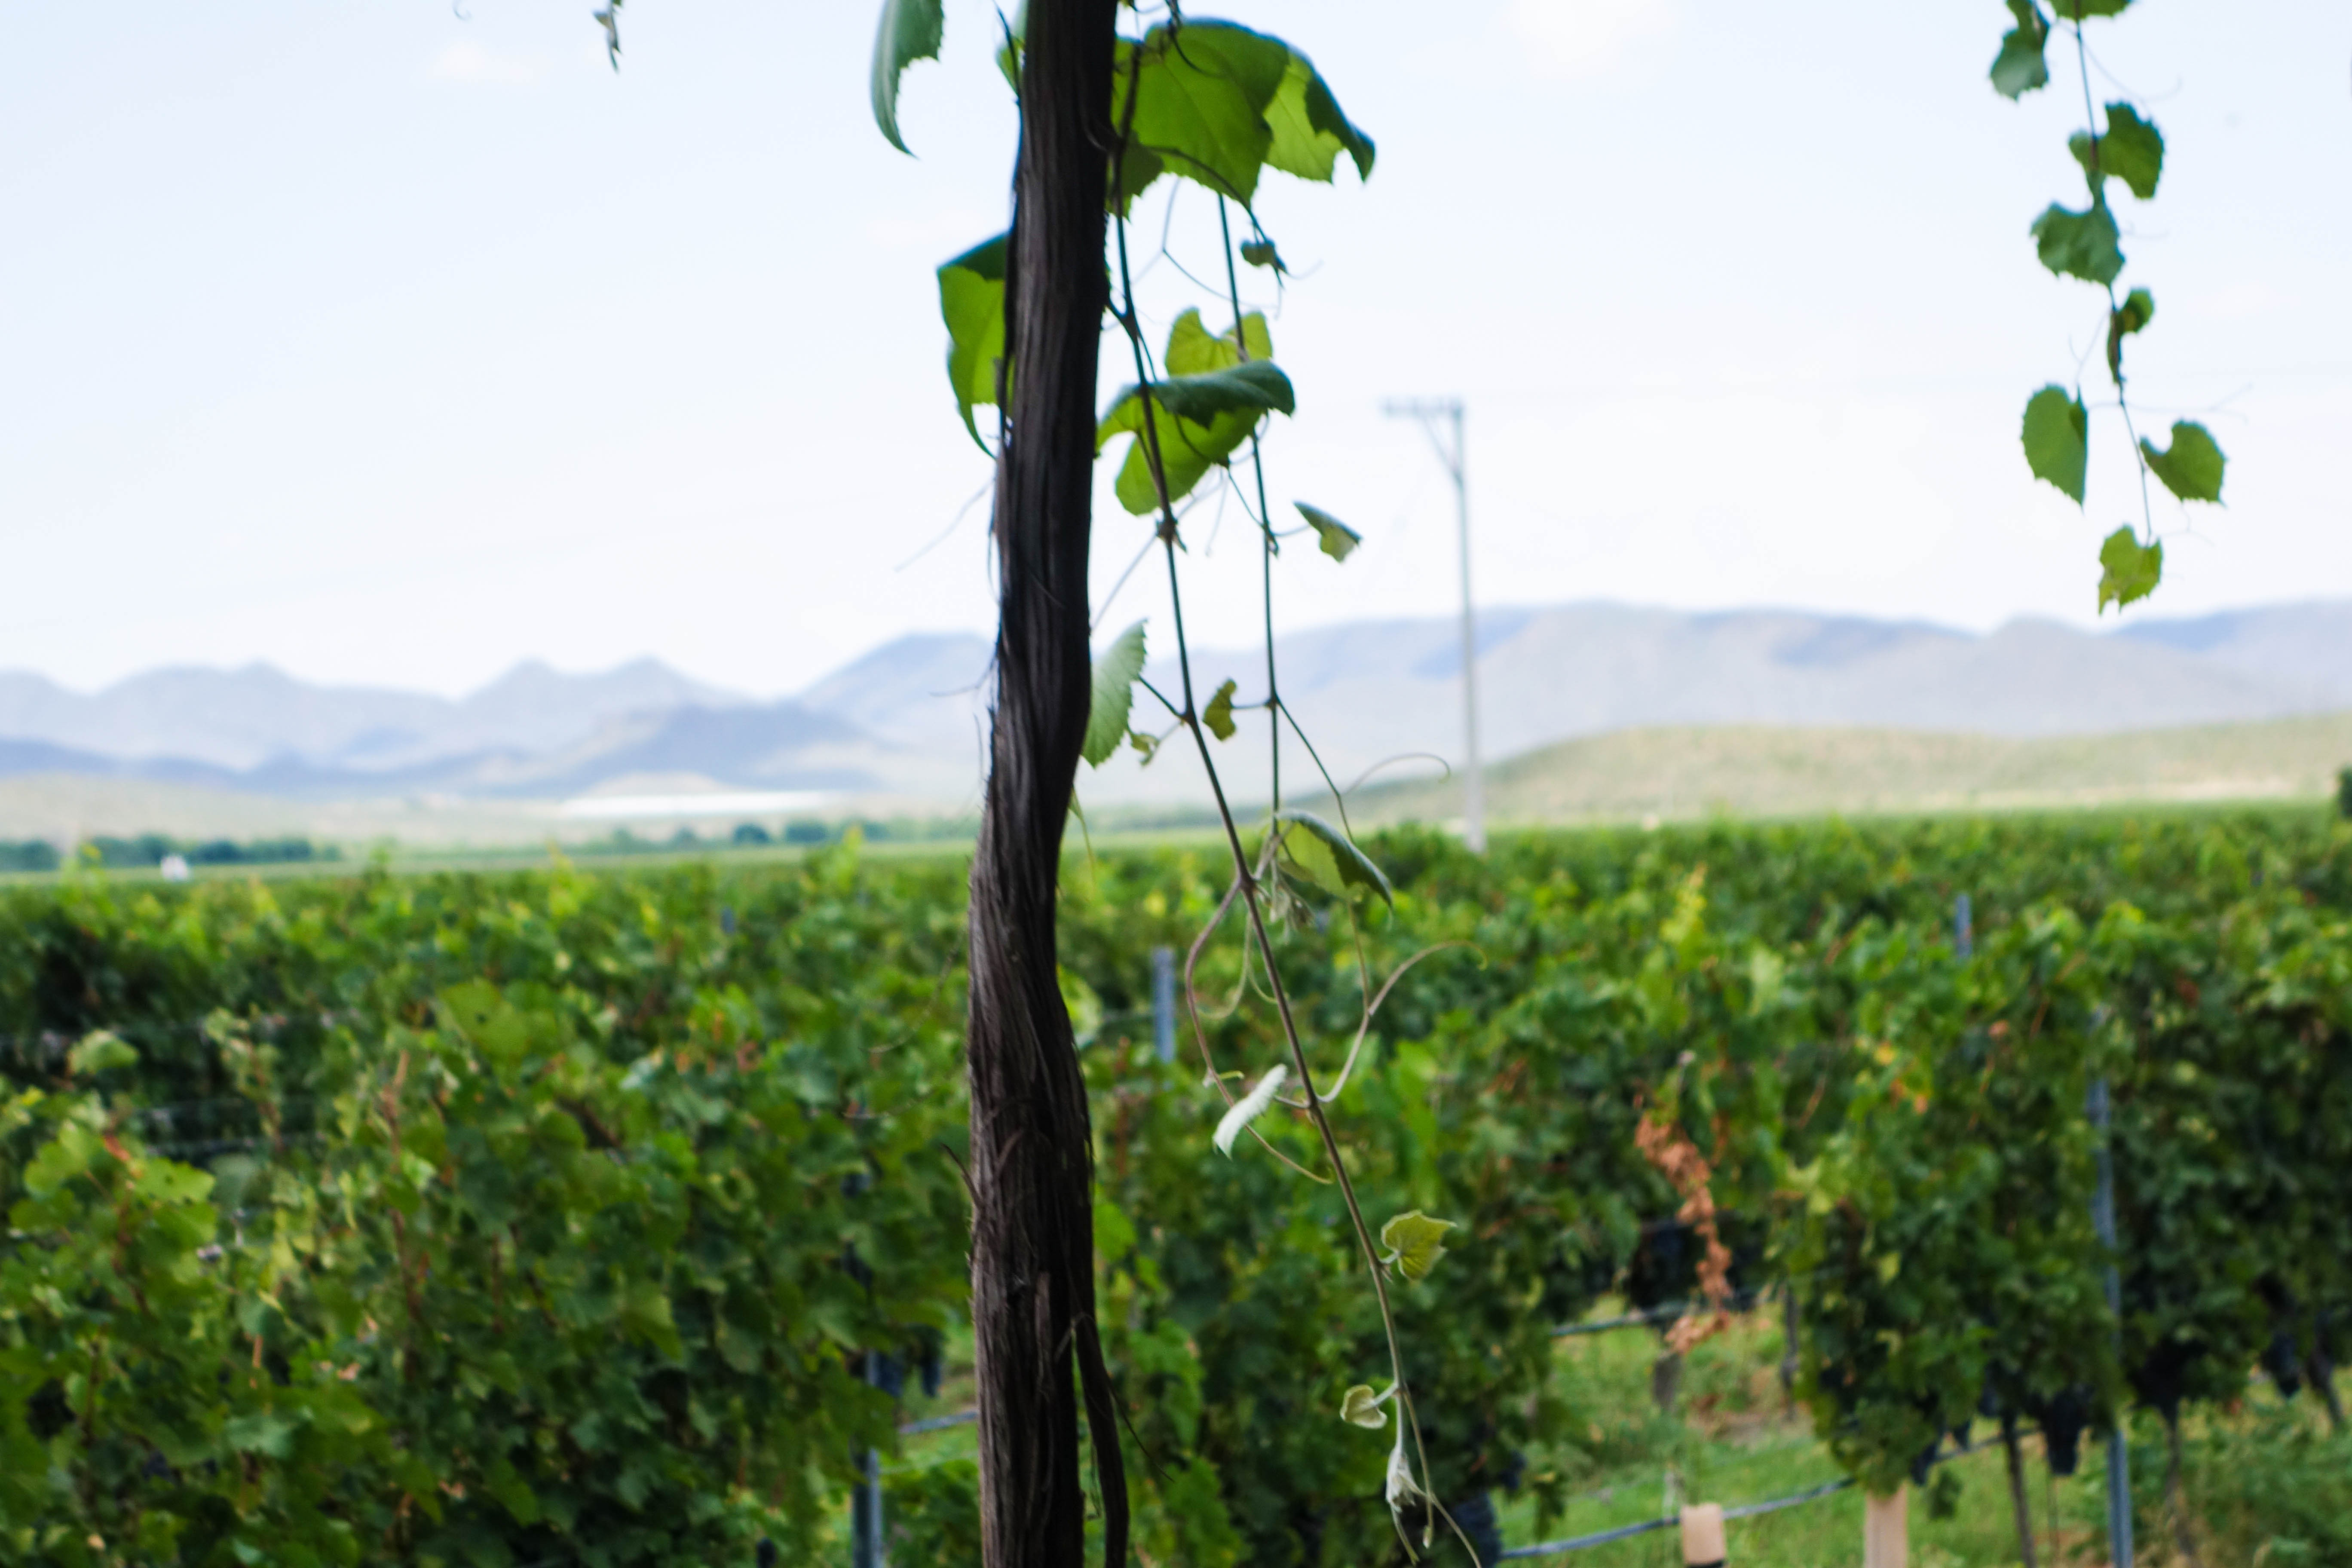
left=964, top=3, right=1125, bottom=1567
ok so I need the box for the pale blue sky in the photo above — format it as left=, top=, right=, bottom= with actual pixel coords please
left=5, top=2, right=2348, bottom=697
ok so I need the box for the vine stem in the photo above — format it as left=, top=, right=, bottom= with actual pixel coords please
left=2068, top=6, right=2158, bottom=547
left=1109, top=168, right=1450, bottom=1549
left=1216, top=195, right=1283, bottom=813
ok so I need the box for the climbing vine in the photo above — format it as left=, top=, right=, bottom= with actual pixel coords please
left=1995, top=0, right=2226, bottom=611
left=877, top=3, right=1482, bottom=1557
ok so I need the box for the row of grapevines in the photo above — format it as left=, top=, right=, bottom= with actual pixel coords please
left=2, top=809, right=2346, bottom=1565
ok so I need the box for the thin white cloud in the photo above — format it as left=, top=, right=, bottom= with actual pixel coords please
left=428, top=40, right=547, bottom=87
left=1507, top=0, right=1677, bottom=80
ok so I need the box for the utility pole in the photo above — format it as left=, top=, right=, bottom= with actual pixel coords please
left=1383, top=397, right=1484, bottom=852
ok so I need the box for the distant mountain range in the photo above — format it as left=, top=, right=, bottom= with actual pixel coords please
left=1, top=601, right=2346, bottom=808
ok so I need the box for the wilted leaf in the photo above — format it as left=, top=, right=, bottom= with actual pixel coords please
left=2105, top=287, right=2153, bottom=383
left=1084, top=621, right=1148, bottom=768
left=1203, top=679, right=1239, bottom=741
left=1296, top=503, right=1360, bottom=561
left=2140, top=420, right=2224, bottom=504
left=1379, top=1210, right=1456, bottom=1281
left=1213, top=1063, right=1287, bottom=1155
left=2021, top=386, right=2088, bottom=503
left=870, top=0, right=946, bottom=154
left=2097, top=526, right=2163, bottom=612
left=1274, top=810, right=1393, bottom=907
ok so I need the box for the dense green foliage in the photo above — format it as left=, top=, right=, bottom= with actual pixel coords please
left=2, top=810, right=2348, bottom=1564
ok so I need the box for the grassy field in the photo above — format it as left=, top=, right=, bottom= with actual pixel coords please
left=875, top=1298, right=2350, bottom=1568
left=1339, top=712, right=2352, bottom=828
left=5, top=713, right=2348, bottom=854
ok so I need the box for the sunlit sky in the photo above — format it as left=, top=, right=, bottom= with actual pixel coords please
left=6, top=2, right=2348, bottom=699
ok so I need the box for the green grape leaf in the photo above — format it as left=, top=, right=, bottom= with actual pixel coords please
left=1164, top=306, right=1272, bottom=376
left=67, top=1029, right=139, bottom=1077
left=1084, top=621, right=1149, bottom=768
left=1203, top=678, right=1239, bottom=741
left=1379, top=1210, right=1457, bottom=1282
left=1110, top=22, right=1292, bottom=209
left=1295, top=502, right=1360, bottom=561
left=1274, top=809, right=1394, bottom=907
left=1989, top=0, right=2049, bottom=99
left=2105, top=287, right=2153, bottom=383
left=2140, top=420, right=2225, bottom=504
left=938, top=234, right=1009, bottom=449
left=1239, top=238, right=1286, bottom=272
left=870, top=0, right=946, bottom=154
left=1262, top=48, right=1375, bottom=184
left=1340, top=1384, right=1390, bottom=1430
left=2031, top=199, right=2123, bottom=285
left=2071, top=0, right=2133, bottom=17
left=2021, top=386, right=2089, bottom=502
left=995, top=1, right=1026, bottom=94
left=1098, top=361, right=1295, bottom=514
left=1212, top=1063, right=1287, bottom=1155
left=2070, top=103, right=2163, bottom=200
left=2097, top=526, right=2162, bottom=612
left=1097, top=361, right=1293, bottom=446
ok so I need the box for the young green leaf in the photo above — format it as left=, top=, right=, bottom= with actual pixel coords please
left=870, top=0, right=946, bottom=154
left=1164, top=306, right=1273, bottom=375
left=1379, top=1210, right=1456, bottom=1282
left=1098, top=362, right=1295, bottom=514
left=2097, top=526, right=2162, bottom=612
left=66, top=1030, right=139, bottom=1077
left=1203, top=679, right=1239, bottom=741
left=2021, top=386, right=2089, bottom=503
left=1262, top=48, right=1375, bottom=184
left=937, top=234, right=1008, bottom=448
left=1212, top=1063, right=1287, bottom=1155
left=1084, top=621, right=1148, bottom=769
left=1273, top=810, right=1394, bottom=907
left=2070, top=103, right=2163, bottom=200
left=2030, top=199, right=2123, bottom=286
left=1339, top=1384, right=1390, bottom=1430
left=1109, top=22, right=1292, bottom=209
left=1239, top=238, right=1286, bottom=272
left=1989, top=0, right=2049, bottom=99
left=2140, top=420, right=2225, bottom=504
left=1295, top=503, right=1360, bottom=561
left=2105, top=288, right=2154, bottom=383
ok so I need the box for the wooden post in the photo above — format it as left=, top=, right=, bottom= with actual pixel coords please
left=1679, top=1502, right=1726, bottom=1568
left=1863, top=1488, right=1908, bottom=1568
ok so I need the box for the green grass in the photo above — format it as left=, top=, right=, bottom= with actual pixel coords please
left=1339, top=714, right=2352, bottom=828
left=1494, top=1299, right=2351, bottom=1568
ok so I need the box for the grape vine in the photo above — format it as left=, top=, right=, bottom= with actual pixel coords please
left=879, top=4, right=1479, bottom=1559
left=1995, top=0, right=2226, bottom=612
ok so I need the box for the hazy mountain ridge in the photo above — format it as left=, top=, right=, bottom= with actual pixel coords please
left=0, top=658, right=747, bottom=772
left=0, top=600, right=2344, bottom=807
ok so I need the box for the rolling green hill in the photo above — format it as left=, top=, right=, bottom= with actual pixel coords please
left=1336, top=711, right=2352, bottom=826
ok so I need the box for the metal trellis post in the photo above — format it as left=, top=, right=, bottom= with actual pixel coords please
left=1151, top=944, right=1176, bottom=1064
left=2088, top=1078, right=2134, bottom=1568
left=852, top=1350, right=887, bottom=1568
